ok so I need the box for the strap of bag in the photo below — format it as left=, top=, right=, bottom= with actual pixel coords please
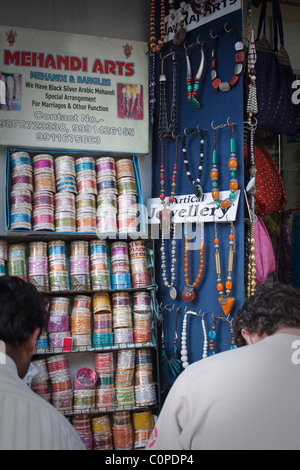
left=256, top=0, right=267, bottom=40
left=272, top=0, right=284, bottom=50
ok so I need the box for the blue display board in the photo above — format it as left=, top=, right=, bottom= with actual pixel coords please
left=151, top=5, right=245, bottom=387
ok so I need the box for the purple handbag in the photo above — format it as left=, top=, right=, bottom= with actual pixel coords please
left=255, top=0, right=300, bottom=136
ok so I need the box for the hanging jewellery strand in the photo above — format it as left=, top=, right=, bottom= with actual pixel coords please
left=244, top=119, right=257, bottom=298
left=182, top=126, right=206, bottom=200
left=158, top=50, right=178, bottom=140
left=160, top=304, right=182, bottom=377
left=181, top=309, right=204, bottom=368
left=159, top=51, right=179, bottom=300
left=185, top=40, right=205, bottom=109
left=214, top=221, right=236, bottom=317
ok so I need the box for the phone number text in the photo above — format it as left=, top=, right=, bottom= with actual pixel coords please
left=0, top=119, right=135, bottom=137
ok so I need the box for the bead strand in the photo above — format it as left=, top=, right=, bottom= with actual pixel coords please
left=210, top=123, right=238, bottom=209
left=208, top=319, right=216, bottom=356
left=202, top=316, right=208, bottom=359
left=182, top=222, right=205, bottom=302
left=180, top=313, right=189, bottom=369
left=150, top=0, right=166, bottom=54
left=182, top=127, right=205, bottom=199
left=185, top=42, right=205, bottom=109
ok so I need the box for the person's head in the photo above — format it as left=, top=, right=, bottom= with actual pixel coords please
left=0, top=276, right=48, bottom=378
left=234, top=284, right=300, bottom=347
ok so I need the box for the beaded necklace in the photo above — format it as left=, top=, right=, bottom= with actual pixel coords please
left=150, top=0, right=166, bottom=54
left=185, top=40, right=205, bottom=109
left=210, top=122, right=238, bottom=209
left=182, top=222, right=205, bottom=302
left=160, top=305, right=182, bottom=378
left=160, top=137, right=179, bottom=300
left=149, top=53, right=156, bottom=125
left=182, top=127, right=206, bottom=199
left=208, top=315, right=237, bottom=355
left=244, top=119, right=257, bottom=299
left=181, top=311, right=190, bottom=369
left=158, top=49, right=179, bottom=300
left=211, top=24, right=245, bottom=92
left=201, top=313, right=208, bottom=359
left=214, top=221, right=236, bottom=316
left=158, top=51, right=178, bottom=140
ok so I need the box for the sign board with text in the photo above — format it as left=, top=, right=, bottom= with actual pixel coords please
left=147, top=190, right=240, bottom=224
left=0, top=26, right=149, bottom=153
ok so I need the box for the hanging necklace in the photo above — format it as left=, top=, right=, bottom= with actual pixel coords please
left=182, top=127, right=206, bottom=199
left=149, top=53, right=156, bottom=125
left=150, top=0, right=166, bottom=54
left=211, top=24, right=245, bottom=92
left=246, top=30, right=258, bottom=117
left=214, top=221, right=236, bottom=316
left=158, top=50, right=179, bottom=300
left=209, top=315, right=237, bottom=355
left=180, top=311, right=190, bottom=369
left=158, top=51, right=178, bottom=140
left=160, top=137, right=179, bottom=300
left=182, top=222, right=205, bottom=302
left=210, top=122, right=238, bottom=209
left=244, top=119, right=257, bottom=299
left=160, top=305, right=182, bottom=378
left=201, top=313, right=208, bottom=359
left=185, top=40, right=205, bottom=109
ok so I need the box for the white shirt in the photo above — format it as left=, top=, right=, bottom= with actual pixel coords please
left=0, top=355, right=86, bottom=450
left=147, top=334, right=300, bottom=450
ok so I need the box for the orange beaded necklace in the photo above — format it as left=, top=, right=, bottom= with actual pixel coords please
left=214, top=221, right=235, bottom=316
left=182, top=222, right=205, bottom=302
left=150, top=0, right=166, bottom=54
left=210, top=122, right=238, bottom=209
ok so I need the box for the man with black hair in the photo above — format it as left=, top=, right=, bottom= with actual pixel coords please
left=147, top=284, right=300, bottom=450
left=0, top=276, right=86, bottom=450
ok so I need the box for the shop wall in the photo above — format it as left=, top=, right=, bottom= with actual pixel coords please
left=0, top=0, right=152, bottom=235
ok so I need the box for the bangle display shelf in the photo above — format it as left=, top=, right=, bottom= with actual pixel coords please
left=2, top=147, right=161, bottom=449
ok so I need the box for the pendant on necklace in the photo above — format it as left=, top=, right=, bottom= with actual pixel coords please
left=194, top=184, right=203, bottom=200
left=188, top=96, right=200, bottom=109
left=169, top=286, right=177, bottom=300
left=218, top=296, right=235, bottom=316
left=173, top=27, right=186, bottom=45
left=181, top=284, right=195, bottom=302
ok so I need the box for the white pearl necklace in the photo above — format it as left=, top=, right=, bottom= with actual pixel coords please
left=180, top=313, right=189, bottom=369
left=181, top=311, right=209, bottom=369
left=201, top=316, right=208, bottom=359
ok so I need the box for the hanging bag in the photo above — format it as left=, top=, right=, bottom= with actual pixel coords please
left=255, top=0, right=300, bottom=136
left=254, top=215, right=276, bottom=286
left=244, top=136, right=288, bottom=216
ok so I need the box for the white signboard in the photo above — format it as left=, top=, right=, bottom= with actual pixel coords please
left=165, top=0, right=241, bottom=43
left=147, top=190, right=240, bottom=224
left=0, top=26, right=149, bottom=153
